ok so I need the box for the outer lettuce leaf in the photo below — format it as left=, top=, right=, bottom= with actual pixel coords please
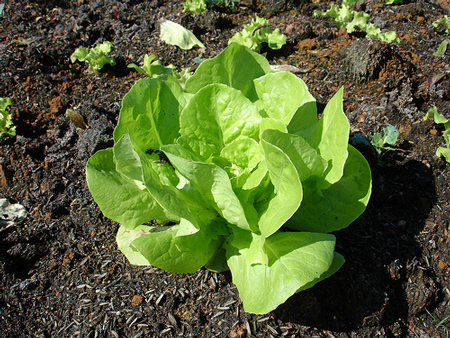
left=293, top=88, right=349, bottom=189
left=225, top=232, right=336, bottom=314
left=116, top=225, right=152, bottom=265
left=287, top=145, right=372, bottom=233
left=259, top=117, right=288, bottom=136
left=297, top=252, right=345, bottom=292
left=160, top=20, right=205, bottom=50
left=86, top=145, right=171, bottom=228
left=229, top=227, right=269, bottom=266
left=184, top=43, right=272, bottom=101
left=130, top=222, right=223, bottom=273
left=259, top=131, right=303, bottom=237
left=114, top=77, right=187, bottom=151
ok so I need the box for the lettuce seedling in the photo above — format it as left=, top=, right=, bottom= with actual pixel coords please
left=86, top=44, right=372, bottom=314
left=183, top=0, right=207, bottom=13
left=315, top=0, right=399, bottom=43
left=371, top=124, right=400, bottom=154
left=433, top=15, right=450, bottom=34
left=183, top=0, right=239, bottom=13
left=128, top=54, right=177, bottom=78
left=434, top=40, right=450, bottom=57
left=128, top=54, right=193, bottom=88
left=424, top=107, right=450, bottom=162
left=0, top=97, right=16, bottom=138
left=228, top=16, right=287, bottom=52
left=212, top=0, right=239, bottom=8
left=71, top=41, right=116, bottom=74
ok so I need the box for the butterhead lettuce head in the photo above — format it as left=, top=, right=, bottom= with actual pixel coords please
left=86, top=44, right=372, bottom=314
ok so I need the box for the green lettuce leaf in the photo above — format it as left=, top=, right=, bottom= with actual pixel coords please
left=287, top=145, right=372, bottom=233
left=160, top=20, right=205, bottom=50
left=114, top=77, right=187, bottom=151
left=258, top=131, right=303, bottom=237
left=184, top=43, right=272, bottom=101
left=225, top=232, right=336, bottom=314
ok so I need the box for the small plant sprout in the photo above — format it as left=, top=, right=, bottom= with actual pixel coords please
left=423, top=106, right=450, bottom=162
left=71, top=41, right=116, bottom=74
left=183, top=0, right=239, bottom=13
left=426, top=309, right=450, bottom=334
left=315, top=0, right=399, bottom=43
left=0, top=97, right=16, bottom=138
left=371, top=123, right=400, bottom=155
left=66, top=109, right=89, bottom=130
left=128, top=55, right=193, bottom=88
left=128, top=54, right=177, bottom=78
left=228, top=16, right=287, bottom=52
left=433, top=15, right=450, bottom=34
left=434, top=39, right=450, bottom=57
left=183, top=0, right=207, bottom=13
left=427, top=73, right=446, bottom=90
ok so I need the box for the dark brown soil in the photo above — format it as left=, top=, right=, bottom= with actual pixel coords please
left=1, top=0, right=450, bottom=337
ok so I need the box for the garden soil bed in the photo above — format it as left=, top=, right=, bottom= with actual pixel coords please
left=1, top=0, right=450, bottom=337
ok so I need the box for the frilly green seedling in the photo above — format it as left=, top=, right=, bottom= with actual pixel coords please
left=371, top=124, right=400, bottom=154
left=228, top=16, right=286, bottom=52
left=183, top=0, right=239, bottom=13
left=128, top=54, right=193, bottom=89
left=315, top=0, right=399, bottom=43
left=183, top=0, right=207, bottom=13
left=128, top=54, right=177, bottom=78
left=71, top=41, right=116, bottom=74
left=0, top=97, right=16, bottom=138
left=433, top=15, right=450, bottom=34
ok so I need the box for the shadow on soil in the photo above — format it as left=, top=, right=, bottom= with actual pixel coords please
left=273, top=158, right=436, bottom=332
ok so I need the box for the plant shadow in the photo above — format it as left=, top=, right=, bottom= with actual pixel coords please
left=273, top=158, right=437, bottom=332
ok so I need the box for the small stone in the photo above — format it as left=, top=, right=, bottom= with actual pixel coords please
left=438, top=260, right=449, bottom=270
left=131, top=295, right=143, bottom=306
left=49, top=96, right=64, bottom=114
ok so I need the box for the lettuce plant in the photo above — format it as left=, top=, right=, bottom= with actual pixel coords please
left=128, top=54, right=193, bottom=88
left=128, top=54, right=177, bottom=78
left=86, top=44, right=372, bottom=314
left=183, top=0, right=239, bottom=13
left=433, top=15, right=450, bottom=34
left=228, top=16, right=286, bottom=52
left=183, top=0, right=207, bottom=13
left=71, top=41, right=116, bottom=74
left=371, top=124, right=399, bottom=154
left=0, top=97, right=16, bottom=138
left=315, top=0, right=399, bottom=43
left=424, top=107, right=450, bottom=162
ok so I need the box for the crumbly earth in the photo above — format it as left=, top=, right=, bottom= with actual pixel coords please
left=1, top=0, right=450, bottom=337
